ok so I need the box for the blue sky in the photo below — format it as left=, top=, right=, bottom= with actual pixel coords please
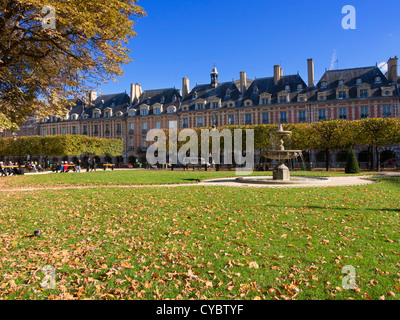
left=98, top=0, right=400, bottom=95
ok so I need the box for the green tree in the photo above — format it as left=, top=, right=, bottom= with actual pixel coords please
left=309, top=120, right=348, bottom=171
left=358, top=118, right=400, bottom=172
left=0, top=0, right=145, bottom=130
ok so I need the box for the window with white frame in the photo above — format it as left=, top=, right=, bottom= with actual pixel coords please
left=228, top=114, right=235, bottom=125
left=262, top=112, right=269, bottom=124
left=298, top=110, right=306, bottom=123
left=318, top=109, right=326, bottom=121
left=182, top=118, right=189, bottom=128
left=360, top=106, right=369, bottom=119
left=339, top=108, right=347, bottom=119
left=197, top=117, right=204, bottom=127
left=245, top=114, right=252, bottom=125
left=280, top=111, right=287, bottom=123
left=129, top=123, right=134, bottom=133
left=155, top=121, right=161, bottom=129
left=382, top=106, right=391, bottom=118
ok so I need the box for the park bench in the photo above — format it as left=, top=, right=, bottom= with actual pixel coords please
left=103, top=164, right=115, bottom=171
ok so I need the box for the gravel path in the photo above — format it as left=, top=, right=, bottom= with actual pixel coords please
left=0, top=173, right=398, bottom=192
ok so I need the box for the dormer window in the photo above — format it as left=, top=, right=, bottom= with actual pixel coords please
left=297, top=84, right=303, bottom=91
left=160, top=96, right=165, bottom=104
left=285, top=85, right=290, bottom=92
left=167, top=106, right=176, bottom=114
left=172, top=95, right=177, bottom=102
left=93, top=109, right=101, bottom=118
left=71, top=114, right=78, bottom=120
left=142, top=109, right=148, bottom=116
left=356, top=79, right=362, bottom=85
left=212, top=101, right=220, bottom=109
left=116, top=111, right=123, bottom=117
left=338, top=91, right=346, bottom=99
left=196, top=103, right=204, bottom=110
left=193, top=91, right=198, bottom=100
left=146, top=99, right=151, bottom=105
left=321, top=82, right=327, bottom=89
left=375, top=77, right=381, bottom=84
left=360, top=89, right=369, bottom=98
left=253, top=86, right=259, bottom=93
left=83, top=114, right=89, bottom=120
left=318, top=92, right=327, bottom=101
left=338, top=80, right=344, bottom=86
left=279, top=96, right=288, bottom=104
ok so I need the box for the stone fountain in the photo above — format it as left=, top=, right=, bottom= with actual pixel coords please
left=234, top=124, right=329, bottom=185
left=262, top=124, right=302, bottom=181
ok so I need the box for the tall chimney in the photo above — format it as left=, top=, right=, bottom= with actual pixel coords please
left=182, top=77, right=190, bottom=99
left=307, top=58, right=315, bottom=87
left=240, top=71, right=247, bottom=93
left=274, top=65, right=281, bottom=84
left=387, top=56, right=398, bottom=83
left=130, top=83, right=143, bottom=105
left=88, top=90, right=97, bottom=103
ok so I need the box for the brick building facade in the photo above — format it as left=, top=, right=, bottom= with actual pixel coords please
left=2, top=57, right=400, bottom=167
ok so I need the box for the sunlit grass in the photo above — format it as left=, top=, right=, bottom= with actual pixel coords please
left=0, top=176, right=399, bottom=300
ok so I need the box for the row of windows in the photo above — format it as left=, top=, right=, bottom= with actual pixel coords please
left=42, top=106, right=393, bottom=136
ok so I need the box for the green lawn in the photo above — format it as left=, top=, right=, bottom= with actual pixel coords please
left=0, top=169, right=377, bottom=189
left=0, top=174, right=399, bottom=300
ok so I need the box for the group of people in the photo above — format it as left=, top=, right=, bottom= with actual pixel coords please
left=0, top=160, right=45, bottom=177
left=0, top=161, right=24, bottom=177
left=51, top=160, right=82, bottom=173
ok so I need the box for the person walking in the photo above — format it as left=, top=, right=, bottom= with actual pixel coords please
left=91, top=158, right=97, bottom=172
left=76, top=159, right=81, bottom=173
left=86, top=158, right=91, bottom=172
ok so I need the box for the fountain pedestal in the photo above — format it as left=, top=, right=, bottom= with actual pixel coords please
left=273, top=163, right=290, bottom=181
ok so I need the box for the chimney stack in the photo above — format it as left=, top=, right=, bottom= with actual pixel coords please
left=130, top=83, right=143, bottom=105
left=387, top=56, right=398, bottom=83
left=240, top=71, right=247, bottom=93
left=88, top=90, right=97, bottom=104
left=182, top=77, right=190, bottom=99
left=307, top=58, right=315, bottom=87
left=274, top=65, right=282, bottom=84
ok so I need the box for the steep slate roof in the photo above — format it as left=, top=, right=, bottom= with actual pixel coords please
left=81, top=92, right=130, bottom=119
left=132, top=88, right=181, bottom=115
left=182, top=81, right=242, bottom=110
left=243, top=74, right=307, bottom=104
left=315, top=66, right=396, bottom=99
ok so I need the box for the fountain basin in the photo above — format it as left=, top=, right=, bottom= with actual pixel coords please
left=262, top=150, right=303, bottom=161
left=235, top=176, right=330, bottom=185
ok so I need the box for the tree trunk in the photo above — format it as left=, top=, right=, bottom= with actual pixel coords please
left=325, top=149, right=330, bottom=172
left=376, top=145, right=380, bottom=172
left=368, top=145, right=373, bottom=171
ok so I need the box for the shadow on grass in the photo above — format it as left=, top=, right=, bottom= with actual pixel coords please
left=260, top=204, right=400, bottom=213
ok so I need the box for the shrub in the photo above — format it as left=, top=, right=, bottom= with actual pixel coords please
left=345, top=148, right=360, bottom=174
